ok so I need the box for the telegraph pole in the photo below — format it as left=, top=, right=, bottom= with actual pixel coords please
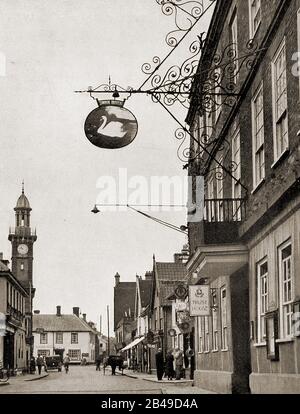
left=107, top=305, right=110, bottom=355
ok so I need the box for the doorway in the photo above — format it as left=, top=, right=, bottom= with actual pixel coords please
left=4, top=332, right=14, bottom=370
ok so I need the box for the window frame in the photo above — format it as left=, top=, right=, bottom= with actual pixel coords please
left=216, top=155, right=224, bottom=222
left=229, top=9, right=238, bottom=84
left=271, top=38, right=289, bottom=163
left=257, top=258, right=268, bottom=344
left=71, top=332, right=79, bottom=344
left=249, top=0, right=261, bottom=39
left=55, top=332, right=64, bottom=344
left=68, top=349, right=81, bottom=360
left=204, top=316, right=210, bottom=353
left=212, top=291, right=219, bottom=352
left=231, top=128, right=242, bottom=220
left=197, top=317, right=204, bottom=354
left=278, top=240, right=294, bottom=340
left=40, top=333, right=48, bottom=345
left=215, top=66, right=222, bottom=121
left=251, top=83, right=265, bottom=190
left=37, top=349, right=50, bottom=358
left=220, top=286, right=228, bottom=351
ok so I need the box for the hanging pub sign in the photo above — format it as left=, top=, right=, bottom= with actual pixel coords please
left=174, top=283, right=188, bottom=300
left=189, top=285, right=210, bottom=317
left=84, top=99, right=138, bottom=149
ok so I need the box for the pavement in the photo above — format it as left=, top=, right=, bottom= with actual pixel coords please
left=106, top=367, right=217, bottom=394
left=0, top=371, right=49, bottom=386
left=0, top=365, right=217, bottom=394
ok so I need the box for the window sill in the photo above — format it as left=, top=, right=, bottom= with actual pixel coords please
left=254, top=342, right=267, bottom=348
left=212, top=349, right=219, bottom=353
left=221, top=349, right=229, bottom=352
left=251, top=179, right=265, bottom=195
left=271, top=149, right=290, bottom=169
left=276, top=338, right=294, bottom=344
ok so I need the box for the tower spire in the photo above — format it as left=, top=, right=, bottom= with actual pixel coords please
left=22, top=180, right=24, bottom=194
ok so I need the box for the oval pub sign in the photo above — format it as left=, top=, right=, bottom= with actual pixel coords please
left=84, top=100, right=138, bottom=149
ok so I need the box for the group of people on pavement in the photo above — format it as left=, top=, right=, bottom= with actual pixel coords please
left=30, top=354, right=71, bottom=375
left=155, top=348, right=184, bottom=381
left=30, top=355, right=47, bottom=375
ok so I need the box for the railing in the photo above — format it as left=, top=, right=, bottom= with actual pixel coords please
left=204, top=198, right=246, bottom=223
left=9, top=227, right=36, bottom=237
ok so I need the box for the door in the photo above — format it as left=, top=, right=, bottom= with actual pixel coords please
left=4, top=333, right=14, bottom=370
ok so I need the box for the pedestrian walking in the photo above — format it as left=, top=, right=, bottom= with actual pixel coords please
left=36, top=354, right=43, bottom=375
left=165, top=350, right=175, bottom=380
left=155, top=348, right=164, bottom=381
left=43, top=356, right=48, bottom=373
left=96, top=355, right=102, bottom=371
left=30, top=356, right=36, bottom=374
left=174, top=348, right=184, bottom=380
left=110, top=356, right=118, bottom=375
left=63, top=354, right=70, bottom=373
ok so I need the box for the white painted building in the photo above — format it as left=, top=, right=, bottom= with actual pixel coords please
left=32, top=306, right=96, bottom=364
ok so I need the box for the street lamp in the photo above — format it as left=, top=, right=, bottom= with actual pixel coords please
left=91, top=205, right=101, bottom=214
left=90, top=203, right=189, bottom=235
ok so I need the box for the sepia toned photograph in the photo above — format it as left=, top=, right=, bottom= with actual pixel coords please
left=0, top=0, right=300, bottom=403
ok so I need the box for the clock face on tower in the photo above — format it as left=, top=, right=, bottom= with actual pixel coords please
left=17, top=244, right=29, bottom=255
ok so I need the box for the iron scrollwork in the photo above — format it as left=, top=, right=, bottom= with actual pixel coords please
left=150, top=37, right=203, bottom=108
left=176, top=122, right=238, bottom=181
left=196, top=39, right=260, bottom=114
left=87, top=79, right=134, bottom=100
left=157, top=0, right=205, bottom=48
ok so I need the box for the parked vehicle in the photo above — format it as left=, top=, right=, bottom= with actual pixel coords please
left=45, top=355, right=63, bottom=372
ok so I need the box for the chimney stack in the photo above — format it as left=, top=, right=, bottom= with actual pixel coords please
left=73, top=307, right=80, bottom=317
left=34, top=310, right=40, bottom=315
left=82, top=313, right=86, bottom=321
left=56, top=306, right=61, bottom=316
left=114, top=272, right=120, bottom=286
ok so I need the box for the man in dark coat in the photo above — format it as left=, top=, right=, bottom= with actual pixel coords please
left=96, top=355, right=102, bottom=371
left=165, top=350, right=175, bottom=380
left=155, top=348, right=164, bottom=381
left=36, top=354, right=43, bottom=375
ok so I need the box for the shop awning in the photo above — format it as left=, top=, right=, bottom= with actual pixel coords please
left=121, top=336, right=145, bottom=351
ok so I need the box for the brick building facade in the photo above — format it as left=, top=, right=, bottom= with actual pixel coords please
left=186, top=0, right=300, bottom=394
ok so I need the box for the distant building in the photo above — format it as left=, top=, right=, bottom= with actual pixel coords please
left=121, top=272, right=153, bottom=372
left=0, top=254, right=28, bottom=372
left=113, top=273, right=136, bottom=352
left=149, top=256, right=187, bottom=370
left=32, top=306, right=97, bottom=363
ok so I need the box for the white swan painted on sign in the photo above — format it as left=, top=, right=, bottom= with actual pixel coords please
left=97, top=115, right=127, bottom=138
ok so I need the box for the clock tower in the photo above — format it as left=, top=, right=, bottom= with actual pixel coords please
left=8, top=184, right=37, bottom=310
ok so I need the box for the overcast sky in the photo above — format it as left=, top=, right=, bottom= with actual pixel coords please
left=0, top=0, right=212, bottom=334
